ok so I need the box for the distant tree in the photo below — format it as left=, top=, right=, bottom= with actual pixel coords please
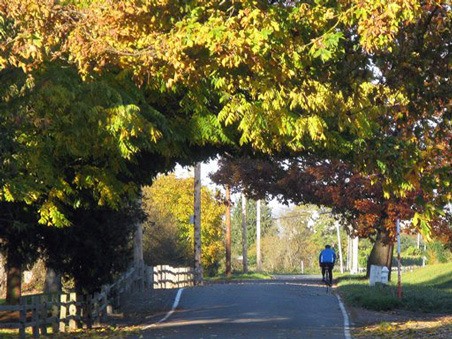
left=141, top=174, right=225, bottom=276
left=212, top=155, right=452, bottom=277
left=141, top=197, right=190, bottom=267
left=276, top=157, right=451, bottom=277
left=260, top=205, right=319, bottom=273
left=230, top=196, right=273, bottom=268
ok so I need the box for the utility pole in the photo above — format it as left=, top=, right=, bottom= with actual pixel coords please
left=346, top=236, right=351, bottom=271
left=256, top=199, right=262, bottom=271
left=241, top=194, right=248, bottom=274
left=225, top=184, right=232, bottom=277
left=396, top=219, right=402, bottom=299
left=133, top=190, right=144, bottom=266
left=335, top=220, right=344, bottom=273
left=193, top=163, right=203, bottom=285
left=351, top=236, right=359, bottom=274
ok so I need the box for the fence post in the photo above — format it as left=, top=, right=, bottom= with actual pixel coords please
left=19, top=303, right=26, bottom=339
left=32, top=297, right=39, bottom=338
left=165, top=265, right=170, bottom=289
left=146, top=265, right=153, bottom=289
left=39, top=295, right=48, bottom=335
left=68, top=292, right=78, bottom=331
left=155, top=265, right=160, bottom=289
left=154, top=265, right=158, bottom=289
left=51, top=293, right=59, bottom=335
left=59, top=294, right=67, bottom=332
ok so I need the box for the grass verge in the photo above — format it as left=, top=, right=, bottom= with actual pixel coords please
left=205, top=271, right=272, bottom=282
left=337, top=262, right=452, bottom=313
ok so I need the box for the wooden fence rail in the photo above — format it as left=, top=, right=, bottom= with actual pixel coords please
left=153, top=265, right=194, bottom=289
left=0, top=292, right=80, bottom=339
left=0, top=263, right=193, bottom=338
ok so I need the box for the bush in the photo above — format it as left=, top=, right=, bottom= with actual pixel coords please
left=403, top=245, right=422, bottom=256
left=426, top=241, right=452, bottom=264
left=392, top=256, right=423, bottom=266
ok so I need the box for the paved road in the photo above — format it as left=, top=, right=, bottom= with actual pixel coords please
left=131, top=276, right=350, bottom=339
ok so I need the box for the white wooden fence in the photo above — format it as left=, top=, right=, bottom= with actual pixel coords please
left=153, top=265, right=194, bottom=289
left=0, top=264, right=193, bottom=338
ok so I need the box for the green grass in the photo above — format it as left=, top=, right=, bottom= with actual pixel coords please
left=402, top=262, right=452, bottom=289
left=337, top=262, right=452, bottom=313
left=205, top=271, right=273, bottom=281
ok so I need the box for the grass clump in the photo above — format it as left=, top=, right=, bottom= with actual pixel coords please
left=337, top=262, right=452, bottom=313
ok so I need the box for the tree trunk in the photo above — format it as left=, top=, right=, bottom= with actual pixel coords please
left=367, top=229, right=394, bottom=280
left=5, top=253, right=22, bottom=305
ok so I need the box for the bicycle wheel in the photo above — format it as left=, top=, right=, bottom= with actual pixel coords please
left=325, top=267, right=332, bottom=286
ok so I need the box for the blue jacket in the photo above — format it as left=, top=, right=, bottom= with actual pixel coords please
left=319, top=248, right=336, bottom=264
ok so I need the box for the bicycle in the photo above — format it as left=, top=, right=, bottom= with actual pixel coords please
left=323, top=265, right=333, bottom=288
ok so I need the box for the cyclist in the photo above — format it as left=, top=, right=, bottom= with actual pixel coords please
left=319, top=245, right=336, bottom=283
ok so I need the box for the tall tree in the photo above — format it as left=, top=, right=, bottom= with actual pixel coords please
left=212, top=155, right=452, bottom=276
left=0, top=63, right=177, bottom=299
left=141, top=174, right=225, bottom=276
left=1, top=0, right=432, bottom=189
left=3, top=1, right=448, bottom=227
left=1, top=0, right=449, bottom=288
left=260, top=205, right=322, bottom=273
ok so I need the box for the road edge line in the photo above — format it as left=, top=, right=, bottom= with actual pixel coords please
left=143, top=287, right=184, bottom=329
left=336, top=294, right=352, bottom=339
